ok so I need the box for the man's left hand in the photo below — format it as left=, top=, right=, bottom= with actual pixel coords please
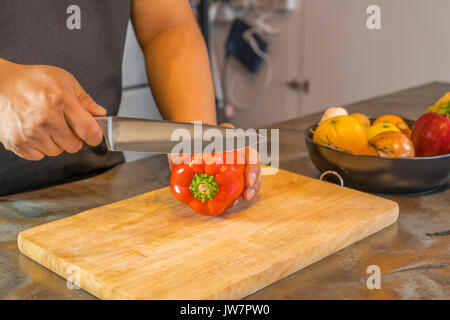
left=168, top=123, right=262, bottom=204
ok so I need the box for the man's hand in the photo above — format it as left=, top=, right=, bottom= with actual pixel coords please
left=168, top=123, right=262, bottom=203
left=220, top=123, right=262, bottom=203
left=241, top=146, right=262, bottom=202
left=0, top=59, right=106, bottom=160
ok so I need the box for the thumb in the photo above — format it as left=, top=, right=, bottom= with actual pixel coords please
left=66, top=72, right=107, bottom=116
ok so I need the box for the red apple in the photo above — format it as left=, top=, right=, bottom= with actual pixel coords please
left=411, top=112, right=450, bottom=157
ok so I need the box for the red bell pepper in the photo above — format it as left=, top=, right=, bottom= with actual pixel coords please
left=170, top=151, right=245, bottom=216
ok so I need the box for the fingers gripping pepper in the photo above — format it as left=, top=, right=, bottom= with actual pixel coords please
left=170, top=151, right=245, bottom=216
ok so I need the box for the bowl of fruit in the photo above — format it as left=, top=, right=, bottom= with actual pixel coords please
left=304, top=95, right=450, bottom=194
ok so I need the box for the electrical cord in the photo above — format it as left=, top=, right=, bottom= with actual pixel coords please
left=213, top=0, right=280, bottom=116
left=226, top=55, right=274, bottom=112
left=242, top=27, right=274, bottom=89
left=222, top=28, right=274, bottom=112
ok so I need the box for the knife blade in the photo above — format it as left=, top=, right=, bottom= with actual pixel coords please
left=95, top=116, right=261, bottom=154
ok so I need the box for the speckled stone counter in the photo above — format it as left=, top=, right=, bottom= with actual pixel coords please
left=1, top=82, right=448, bottom=299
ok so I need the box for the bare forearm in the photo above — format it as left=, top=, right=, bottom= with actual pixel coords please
left=140, top=21, right=216, bottom=124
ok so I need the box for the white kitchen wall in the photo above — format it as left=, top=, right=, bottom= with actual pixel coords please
left=300, top=0, right=450, bottom=122
left=214, top=0, right=450, bottom=128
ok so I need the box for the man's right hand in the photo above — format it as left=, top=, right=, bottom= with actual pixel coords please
left=0, top=59, right=106, bottom=161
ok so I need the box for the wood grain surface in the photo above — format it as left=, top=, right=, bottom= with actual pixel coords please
left=17, top=168, right=398, bottom=299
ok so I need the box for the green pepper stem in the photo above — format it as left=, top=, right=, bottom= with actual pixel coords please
left=189, top=173, right=219, bottom=203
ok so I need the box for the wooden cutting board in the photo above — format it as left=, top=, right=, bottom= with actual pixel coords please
left=18, top=168, right=398, bottom=299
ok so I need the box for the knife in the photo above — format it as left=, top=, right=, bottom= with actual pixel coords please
left=95, top=116, right=261, bottom=154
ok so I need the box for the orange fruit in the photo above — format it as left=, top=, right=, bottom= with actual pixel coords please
left=366, top=121, right=400, bottom=141
left=351, top=113, right=371, bottom=130
left=365, top=145, right=378, bottom=156
left=313, top=115, right=368, bottom=154
left=373, top=114, right=411, bottom=138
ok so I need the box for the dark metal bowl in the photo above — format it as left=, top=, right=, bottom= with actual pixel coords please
left=304, top=119, right=450, bottom=194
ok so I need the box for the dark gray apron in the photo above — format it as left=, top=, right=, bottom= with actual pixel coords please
left=0, top=0, right=132, bottom=195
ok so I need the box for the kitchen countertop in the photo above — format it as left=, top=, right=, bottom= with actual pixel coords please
left=1, top=82, right=449, bottom=300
